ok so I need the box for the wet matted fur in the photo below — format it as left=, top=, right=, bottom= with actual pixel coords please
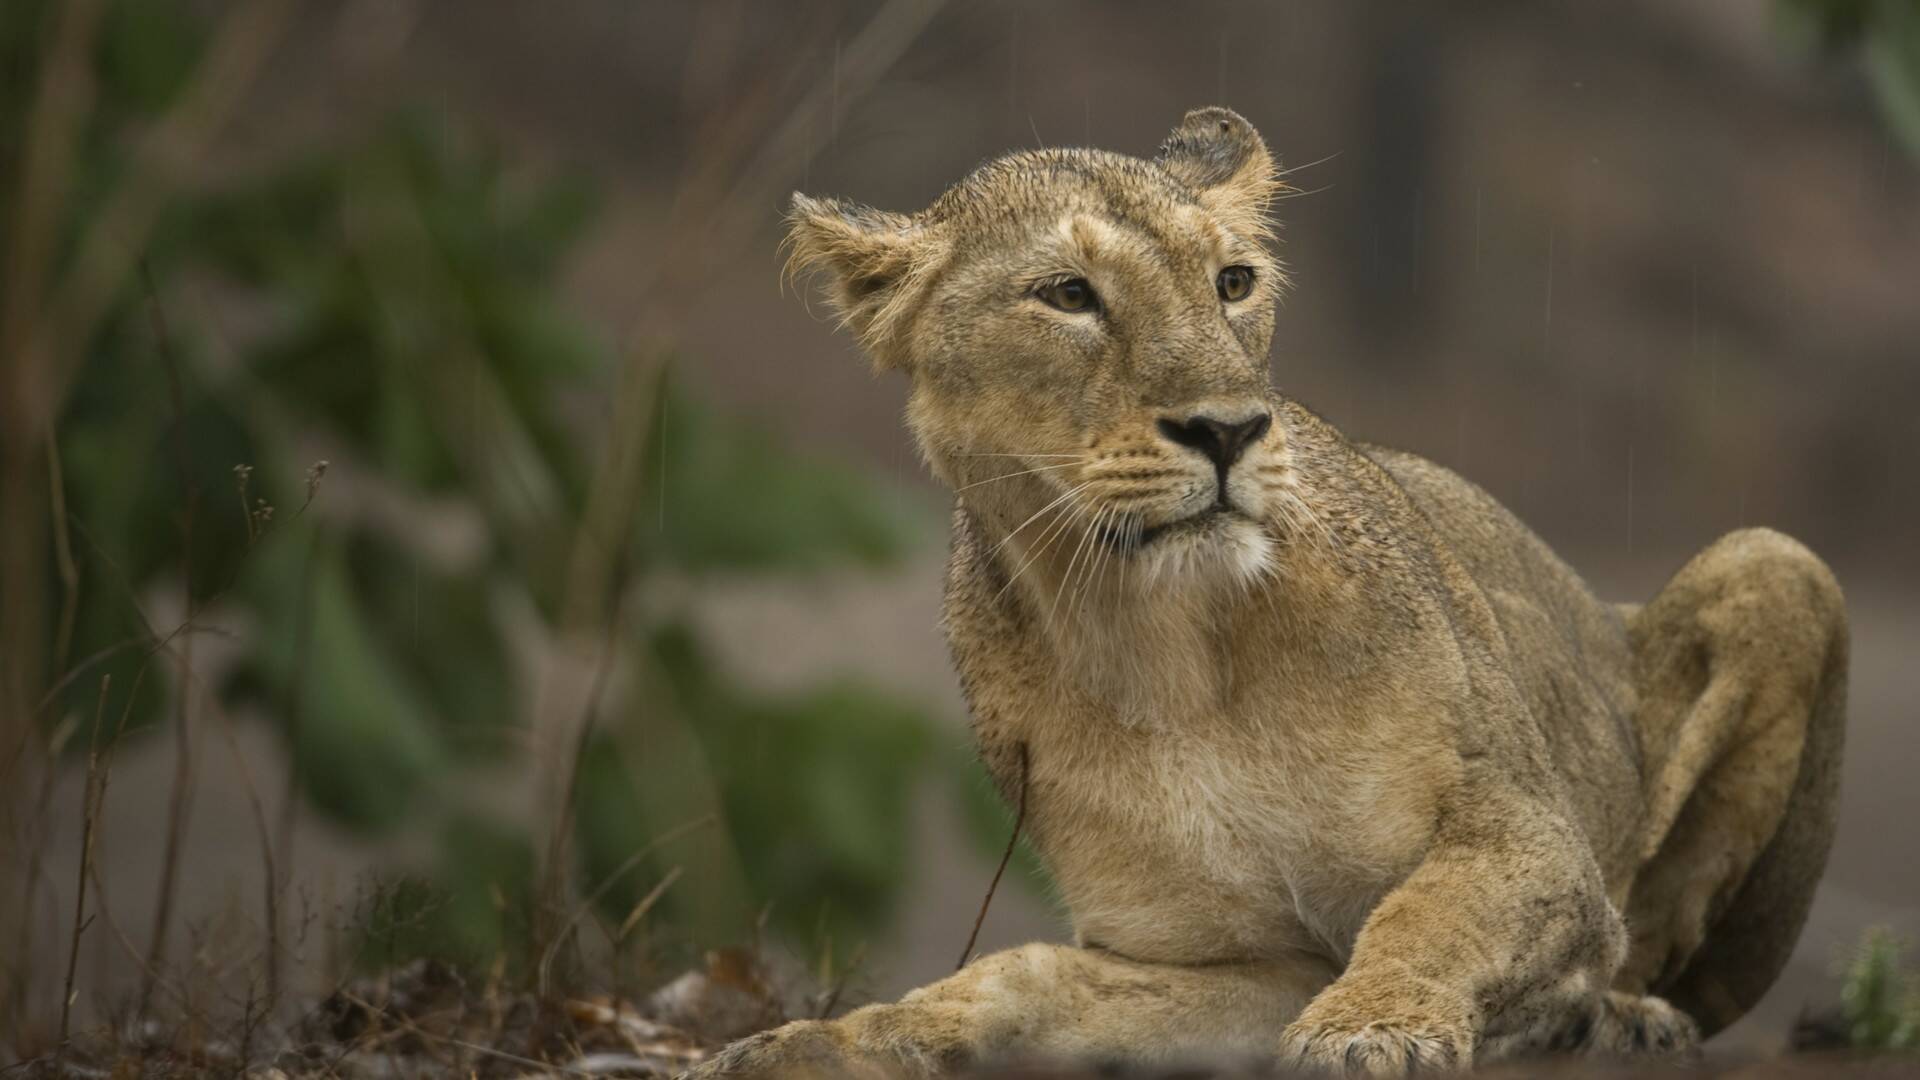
left=688, top=107, right=1848, bottom=1077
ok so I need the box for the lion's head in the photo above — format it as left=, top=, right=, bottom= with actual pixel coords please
left=787, top=107, right=1301, bottom=601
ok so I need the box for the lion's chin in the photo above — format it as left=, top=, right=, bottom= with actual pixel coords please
left=1131, top=511, right=1276, bottom=589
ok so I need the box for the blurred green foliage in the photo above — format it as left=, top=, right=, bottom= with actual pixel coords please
left=1840, top=928, right=1920, bottom=1052
left=577, top=623, right=941, bottom=938
left=1780, top=0, right=1920, bottom=157
left=5, top=0, right=982, bottom=975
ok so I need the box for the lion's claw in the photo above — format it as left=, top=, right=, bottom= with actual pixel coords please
left=1280, top=1017, right=1470, bottom=1076
left=679, top=1019, right=889, bottom=1080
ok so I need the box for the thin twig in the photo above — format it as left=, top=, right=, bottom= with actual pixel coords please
left=25, top=637, right=143, bottom=724
left=270, top=526, right=321, bottom=1015
left=0, top=0, right=102, bottom=368
left=818, top=941, right=867, bottom=1020
left=58, top=676, right=112, bottom=1046
left=336, top=990, right=601, bottom=1078
left=24, top=0, right=299, bottom=440
left=14, top=440, right=82, bottom=1040
left=46, top=434, right=80, bottom=676
left=84, top=855, right=212, bottom=1014
left=36, top=482, right=318, bottom=729
left=1, top=8, right=98, bottom=982
left=115, top=649, right=286, bottom=1028
left=958, top=742, right=1029, bottom=971
left=538, top=562, right=630, bottom=975
left=138, top=259, right=198, bottom=1019
left=613, top=866, right=683, bottom=944
left=536, top=816, right=715, bottom=997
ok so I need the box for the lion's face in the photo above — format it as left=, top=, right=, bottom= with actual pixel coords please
left=789, top=108, right=1298, bottom=592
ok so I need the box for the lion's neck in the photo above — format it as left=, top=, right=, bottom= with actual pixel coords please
left=1059, top=585, right=1247, bottom=727
left=983, top=519, right=1328, bottom=729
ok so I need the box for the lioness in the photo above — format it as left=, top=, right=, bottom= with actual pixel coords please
left=693, top=108, right=1848, bottom=1076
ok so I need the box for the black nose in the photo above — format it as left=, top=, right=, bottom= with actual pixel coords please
left=1156, top=411, right=1272, bottom=474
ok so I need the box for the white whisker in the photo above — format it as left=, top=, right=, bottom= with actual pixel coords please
left=954, top=452, right=1088, bottom=459
left=1067, top=506, right=1113, bottom=626
left=955, top=461, right=1082, bottom=493
left=1049, top=501, right=1104, bottom=629
left=993, top=490, right=1088, bottom=604
left=987, top=481, right=1093, bottom=561
left=1070, top=508, right=1115, bottom=626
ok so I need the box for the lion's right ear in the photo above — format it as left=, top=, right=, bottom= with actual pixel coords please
left=1156, top=107, right=1279, bottom=240
left=784, top=193, right=938, bottom=368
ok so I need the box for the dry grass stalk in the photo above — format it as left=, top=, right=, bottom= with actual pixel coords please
left=57, top=676, right=113, bottom=1047
left=126, top=635, right=288, bottom=1029
left=958, top=742, right=1030, bottom=972
left=536, top=817, right=715, bottom=998
left=538, top=549, right=638, bottom=980
left=190, top=665, right=284, bottom=1014
left=270, top=528, right=324, bottom=1017
left=24, top=0, right=299, bottom=439
left=614, top=867, right=683, bottom=946
left=0, top=0, right=108, bottom=1035
left=53, top=459, right=307, bottom=1037
left=817, top=941, right=867, bottom=1021
left=46, top=435, right=81, bottom=683
left=8, top=435, right=89, bottom=1041
left=526, top=354, right=675, bottom=987
left=5, top=11, right=300, bottom=1021
left=336, top=989, right=601, bottom=1078
left=137, top=259, right=201, bottom=1020
left=0, top=0, right=104, bottom=369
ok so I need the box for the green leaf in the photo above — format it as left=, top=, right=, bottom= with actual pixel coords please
left=634, top=622, right=943, bottom=950
left=639, top=384, right=931, bottom=574
left=1778, top=0, right=1920, bottom=160
left=1864, top=0, right=1920, bottom=158
left=345, top=542, right=516, bottom=756
left=245, top=541, right=447, bottom=832
left=1841, top=927, right=1920, bottom=1051
left=51, top=313, right=256, bottom=733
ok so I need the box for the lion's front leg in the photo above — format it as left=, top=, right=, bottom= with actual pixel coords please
left=687, top=942, right=1334, bottom=1078
left=1279, top=792, right=1673, bottom=1075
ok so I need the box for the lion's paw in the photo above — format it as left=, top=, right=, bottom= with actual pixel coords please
left=680, top=1019, right=891, bottom=1080
left=1279, top=1018, right=1469, bottom=1076
left=1591, top=992, right=1701, bottom=1060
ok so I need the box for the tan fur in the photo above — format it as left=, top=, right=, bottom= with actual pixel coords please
left=690, top=108, right=1848, bottom=1077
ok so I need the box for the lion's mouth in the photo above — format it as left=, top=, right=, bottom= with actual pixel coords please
left=1109, top=504, right=1244, bottom=550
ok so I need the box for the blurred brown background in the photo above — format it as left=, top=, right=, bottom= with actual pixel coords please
left=12, top=0, right=1919, bottom=1058
left=539, top=2, right=1920, bottom=1043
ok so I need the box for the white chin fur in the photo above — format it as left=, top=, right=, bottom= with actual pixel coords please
left=1135, top=516, right=1276, bottom=591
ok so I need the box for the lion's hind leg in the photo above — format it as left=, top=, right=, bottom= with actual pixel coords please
left=1586, top=992, right=1701, bottom=1058
left=1481, top=969, right=1700, bottom=1065
left=1615, top=527, right=1848, bottom=1035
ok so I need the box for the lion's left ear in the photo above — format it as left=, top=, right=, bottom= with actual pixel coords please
left=784, top=193, right=942, bottom=369
left=1156, top=107, right=1279, bottom=238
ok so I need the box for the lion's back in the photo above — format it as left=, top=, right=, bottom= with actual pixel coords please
left=1363, top=448, right=1585, bottom=622
left=1362, top=444, right=1646, bottom=879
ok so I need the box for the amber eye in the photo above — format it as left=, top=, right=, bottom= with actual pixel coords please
left=1216, top=265, right=1256, bottom=302
left=1036, top=277, right=1099, bottom=314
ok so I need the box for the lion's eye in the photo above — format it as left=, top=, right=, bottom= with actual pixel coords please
left=1216, top=265, right=1255, bottom=303
left=1036, top=277, right=1099, bottom=314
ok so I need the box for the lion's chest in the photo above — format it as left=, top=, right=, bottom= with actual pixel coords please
left=1006, top=705, right=1434, bottom=967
